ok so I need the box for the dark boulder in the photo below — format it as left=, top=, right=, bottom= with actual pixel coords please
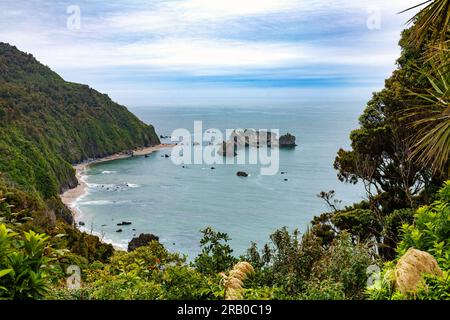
left=128, top=233, right=160, bottom=252
left=237, top=171, right=249, bottom=177
left=279, top=133, right=297, bottom=148
left=117, top=221, right=132, bottom=226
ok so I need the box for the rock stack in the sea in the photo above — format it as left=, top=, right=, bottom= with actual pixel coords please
left=128, top=233, right=160, bottom=252
left=217, top=129, right=297, bottom=156
left=230, top=129, right=279, bottom=148
left=218, top=129, right=280, bottom=156
left=279, top=133, right=297, bottom=148
left=218, top=141, right=238, bottom=157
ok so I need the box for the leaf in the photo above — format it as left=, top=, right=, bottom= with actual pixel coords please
left=0, top=269, right=12, bottom=278
left=54, top=234, right=68, bottom=238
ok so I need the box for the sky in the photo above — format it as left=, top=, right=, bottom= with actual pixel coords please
left=0, top=0, right=422, bottom=107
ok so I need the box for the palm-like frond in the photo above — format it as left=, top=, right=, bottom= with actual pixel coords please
left=401, top=0, right=450, bottom=45
left=401, top=52, right=450, bottom=174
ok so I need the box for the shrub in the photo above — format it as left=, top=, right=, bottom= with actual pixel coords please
left=194, top=227, right=237, bottom=275
left=0, top=224, right=60, bottom=299
left=397, top=181, right=450, bottom=270
left=314, top=232, right=373, bottom=299
left=58, top=241, right=222, bottom=300
left=161, top=265, right=221, bottom=300
left=368, top=181, right=450, bottom=300
left=243, top=228, right=372, bottom=299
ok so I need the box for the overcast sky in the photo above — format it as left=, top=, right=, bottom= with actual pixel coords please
left=0, top=0, right=421, bottom=107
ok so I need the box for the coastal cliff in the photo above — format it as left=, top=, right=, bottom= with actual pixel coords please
left=0, top=43, right=160, bottom=260
left=0, top=43, right=160, bottom=197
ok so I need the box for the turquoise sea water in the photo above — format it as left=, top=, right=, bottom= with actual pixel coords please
left=75, top=102, right=366, bottom=258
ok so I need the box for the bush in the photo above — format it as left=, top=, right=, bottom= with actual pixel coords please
left=161, top=265, right=221, bottom=300
left=397, top=181, right=450, bottom=270
left=0, top=224, right=60, bottom=299
left=368, top=181, right=450, bottom=300
left=58, top=241, right=222, bottom=300
left=194, top=227, right=237, bottom=275
left=243, top=228, right=372, bottom=299
left=314, top=232, right=373, bottom=299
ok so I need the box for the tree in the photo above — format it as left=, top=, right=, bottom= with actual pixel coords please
left=401, top=51, right=450, bottom=175
left=334, top=27, right=435, bottom=215
left=398, top=1, right=450, bottom=176
left=193, top=227, right=237, bottom=275
left=334, top=25, right=445, bottom=258
left=401, top=0, right=450, bottom=46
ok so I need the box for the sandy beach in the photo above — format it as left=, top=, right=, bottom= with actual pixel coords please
left=60, top=143, right=174, bottom=216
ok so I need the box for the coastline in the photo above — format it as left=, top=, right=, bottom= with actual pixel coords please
left=60, top=143, right=174, bottom=221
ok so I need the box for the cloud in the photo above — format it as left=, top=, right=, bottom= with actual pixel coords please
left=0, top=0, right=422, bottom=105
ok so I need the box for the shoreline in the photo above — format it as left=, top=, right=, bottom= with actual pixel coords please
left=60, top=143, right=174, bottom=223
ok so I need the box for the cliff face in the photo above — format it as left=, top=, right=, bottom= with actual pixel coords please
left=0, top=43, right=160, bottom=197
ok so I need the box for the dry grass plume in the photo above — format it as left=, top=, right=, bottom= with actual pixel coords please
left=395, top=248, right=443, bottom=295
left=220, top=261, right=255, bottom=300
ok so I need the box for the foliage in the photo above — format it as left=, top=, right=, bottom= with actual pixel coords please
left=0, top=42, right=160, bottom=199
left=415, top=273, right=450, bottom=300
left=334, top=26, right=438, bottom=215
left=243, top=228, right=373, bottom=300
left=402, top=0, right=450, bottom=45
left=51, top=242, right=222, bottom=300
left=0, top=224, right=61, bottom=299
left=400, top=48, right=450, bottom=174
left=1, top=2, right=450, bottom=301
left=194, top=227, right=237, bottom=275
left=333, top=11, right=448, bottom=258
left=397, top=181, right=450, bottom=270
left=368, top=181, right=450, bottom=300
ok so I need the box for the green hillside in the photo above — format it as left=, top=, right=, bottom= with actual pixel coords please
left=0, top=43, right=160, bottom=198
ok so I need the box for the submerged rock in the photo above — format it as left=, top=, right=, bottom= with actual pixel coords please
left=116, top=229, right=123, bottom=233
left=128, top=233, right=160, bottom=252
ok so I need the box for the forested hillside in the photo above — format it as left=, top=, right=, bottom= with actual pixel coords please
left=0, top=43, right=160, bottom=198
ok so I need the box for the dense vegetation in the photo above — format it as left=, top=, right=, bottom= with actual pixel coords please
left=0, top=42, right=159, bottom=274
left=0, top=42, right=160, bottom=199
left=0, top=1, right=449, bottom=300
left=1, top=181, right=448, bottom=300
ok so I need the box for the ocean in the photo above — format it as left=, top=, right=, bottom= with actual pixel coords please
left=74, top=101, right=366, bottom=258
